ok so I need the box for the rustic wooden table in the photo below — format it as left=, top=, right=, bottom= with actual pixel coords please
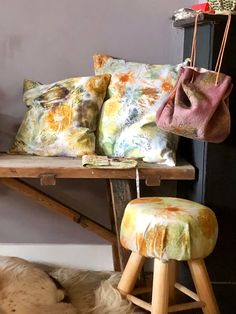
left=0, top=154, right=195, bottom=271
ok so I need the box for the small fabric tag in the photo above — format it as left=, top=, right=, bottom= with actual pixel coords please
left=82, top=155, right=109, bottom=167
left=82, top=155, right=138, bottom=169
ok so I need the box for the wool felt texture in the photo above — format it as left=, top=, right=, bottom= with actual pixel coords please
left=156, top=66, right=232, bottom=143
left=120, top=197, right=218, bottom=261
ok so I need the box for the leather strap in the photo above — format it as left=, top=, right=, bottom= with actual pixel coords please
left=214, top=13, right=231, bottom=83
left=190, top=13, right=231, bottom=85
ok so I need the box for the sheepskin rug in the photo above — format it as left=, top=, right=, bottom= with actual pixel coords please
left=0, top=256, right=146, bottom=314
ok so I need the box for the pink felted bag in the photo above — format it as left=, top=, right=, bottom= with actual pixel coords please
left=156, top=14, right=233, bottom=143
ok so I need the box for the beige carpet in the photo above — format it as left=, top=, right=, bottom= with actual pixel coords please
left=0, top=256, right=146, bottom=314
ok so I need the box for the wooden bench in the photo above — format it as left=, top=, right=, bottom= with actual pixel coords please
left=0, top=153, right=195, bottom=271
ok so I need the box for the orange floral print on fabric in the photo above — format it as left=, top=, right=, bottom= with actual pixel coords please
left=141, top=87, right=159, bottom=105
left=117, top=72, right=135, bottom=84
left=197, top=208, right=217, bottom=238
left=164, top=207, right=180, bottom=212
left=118, top=74, right=129, bottom=83
left=136, top=233, right=147, bottom=256
left=93, top=54, right=110, bottom=70
left=113, top=72, right=135, bottom=96
left=86, top=74, right=111, bottom=95
left=158, top=206, right=187, bottom=217
left=161, top=81, right=174, bottom=93
left=145, top=225, right=167, bottom=257
left=47, top=104, right=72, bottom=132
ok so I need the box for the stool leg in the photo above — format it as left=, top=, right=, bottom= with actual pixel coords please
left=168, top=260, right=177, bottom=304
left=188, top=259, right=220, bottom=314
left=117, top=251, right=145, bottom=295
left=151, top=259, right=169, bottom=314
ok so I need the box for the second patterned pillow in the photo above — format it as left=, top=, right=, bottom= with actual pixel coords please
left=93, top=54, right=187, bottom=165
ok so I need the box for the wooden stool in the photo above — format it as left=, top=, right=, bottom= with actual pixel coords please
left=117, top=197, right=220, bottom=314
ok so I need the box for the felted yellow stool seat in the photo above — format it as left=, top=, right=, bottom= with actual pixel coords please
left=117, top=197, right=220, bottom=314
left=120, top=197, right=218, bottom=261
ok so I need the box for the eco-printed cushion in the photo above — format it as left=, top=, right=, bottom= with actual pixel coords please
left=10, top=74, right=110, bottom=157
left=94, top=54, right=188, bottom=165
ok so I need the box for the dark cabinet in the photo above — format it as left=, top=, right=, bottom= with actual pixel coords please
left=175, top=14, right=236, bottom=314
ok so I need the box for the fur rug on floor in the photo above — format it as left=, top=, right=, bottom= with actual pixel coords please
left=49, top=267, right=146, bottom=314
left=0, top=256, right=146, bottom=314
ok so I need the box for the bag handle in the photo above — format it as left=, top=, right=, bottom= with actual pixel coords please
left=190, top=13, right=231, bottom=85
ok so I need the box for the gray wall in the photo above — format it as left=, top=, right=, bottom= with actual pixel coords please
left=0, top=0, right=194, bottom=243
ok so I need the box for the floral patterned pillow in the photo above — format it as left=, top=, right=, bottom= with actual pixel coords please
left=10, top=75, right=110, bottom=157
left=94, top=54, right=188, bottom=165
